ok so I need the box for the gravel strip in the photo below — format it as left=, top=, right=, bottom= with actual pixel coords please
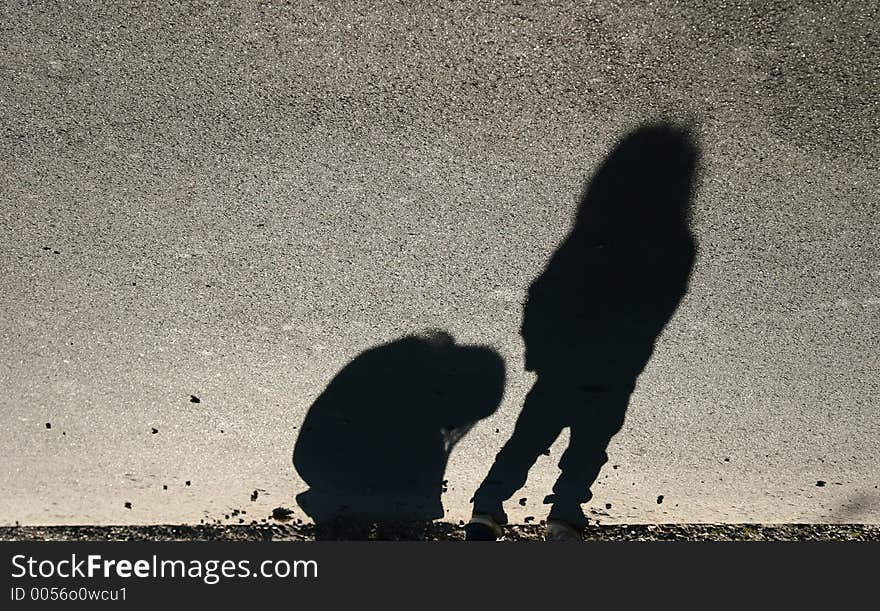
left=2, top=523, right=878, bottom=542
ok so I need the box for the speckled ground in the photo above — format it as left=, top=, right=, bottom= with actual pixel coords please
left=1, top=1, right=878, bottom=527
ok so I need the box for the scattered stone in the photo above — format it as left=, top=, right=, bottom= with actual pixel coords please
left=163, top=485, right=167, bottom=490
left=524, top=516, right=535, bottom=523
left=542, top=449, right=551, bottom=456
left=724, top=457, right=730, bottom=462
left=47, top=60, right=64, bottom=78
left=816, top=481, right=826, bottom=487
left=606, top=503, right=612, bottom=510
left=151, top=428, right=158, bottom=434
left=272, top=507, right=294, bottom=520
left=124, top=502, right=132, bottom=509
left=251, top=490, right=259, bottom=501
left=190, top=395, right=200, bottom=403
left=657, top=495, right=664, bottom=504
left=185, top=481, right=191, bottom=486
left=518, top=497, right=527, bottom=506
left=45, top=423, right=51, bottom=429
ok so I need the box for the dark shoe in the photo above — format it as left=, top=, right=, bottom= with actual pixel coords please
left=464, top=514, right=503, bottom=541
left=545, top=519, right=582, bottom=542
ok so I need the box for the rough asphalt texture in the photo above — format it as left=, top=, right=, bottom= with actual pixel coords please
left=1, top=1, right=878, bottom=527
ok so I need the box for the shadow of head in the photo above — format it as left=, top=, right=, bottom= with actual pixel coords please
left=575, top=122, right=700, bottom=235
left=292, top=330, right=505, bottom=528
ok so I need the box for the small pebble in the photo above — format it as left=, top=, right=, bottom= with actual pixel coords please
left=272, top=507, right=294, bottom=519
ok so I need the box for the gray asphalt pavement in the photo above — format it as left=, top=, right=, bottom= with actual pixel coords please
left=1, top=0, right=878, bottom=526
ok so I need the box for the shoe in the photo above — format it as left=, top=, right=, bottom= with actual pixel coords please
left=464, top=514, right=503, bottom=541
left=545, top=519, right=581, bottom=542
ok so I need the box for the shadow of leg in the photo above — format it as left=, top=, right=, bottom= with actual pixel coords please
left=472, top=379, right=565, bottom=524
left=547, top=390, right=629, bottom=529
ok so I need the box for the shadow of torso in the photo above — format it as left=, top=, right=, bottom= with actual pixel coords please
left=522, top=227, right=695, bottom=387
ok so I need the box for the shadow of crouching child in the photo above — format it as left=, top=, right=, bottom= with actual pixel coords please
left=293, top=330, right=505, bottom=539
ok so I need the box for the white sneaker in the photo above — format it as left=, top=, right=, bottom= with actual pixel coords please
left=545, top=520, right=582, bottom=542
